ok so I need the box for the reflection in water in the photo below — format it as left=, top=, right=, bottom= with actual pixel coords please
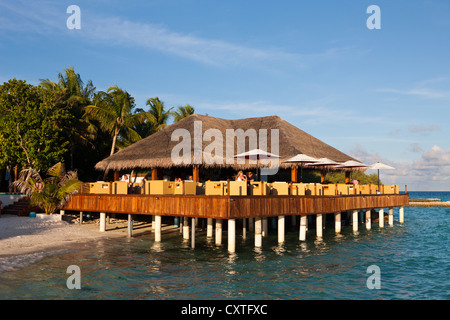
left=1, top=204, right=448, bottom=299
left=273, top=243, right=287, bottom=256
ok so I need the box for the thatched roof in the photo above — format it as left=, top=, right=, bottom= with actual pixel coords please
left=95, top=114, right=358, bottom=171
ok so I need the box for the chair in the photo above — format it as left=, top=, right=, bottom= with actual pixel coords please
left=145, top=180, right=175, bottom=195
left=205, top=181, right=227, bottom=195
left=89, top=182, right=111, bottom=194
left=270, top=182, right=289, bottom=195
left=291, top=183, right=305, bottom=195
left=229, top=181, right=247, bottom=196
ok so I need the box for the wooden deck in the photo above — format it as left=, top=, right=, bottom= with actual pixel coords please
left=64, top=193, right=409, bottom=219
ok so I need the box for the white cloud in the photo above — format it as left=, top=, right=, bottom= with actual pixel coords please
left=349, top=144, right=450, bottom=190
left=408, top=124, right=441, bottom=135
left=376, top=88, right=449, bottom=100
left=413, top=145, right=450, bottom=169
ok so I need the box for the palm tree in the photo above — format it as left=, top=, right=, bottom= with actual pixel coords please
left=172, top=104, right=195, bottom=122
left=145, top=97, right=173, bottom=132
left=13, top=162, right=81, bottom=215
left=84, top=85, right=148, bottom=156
left=40, top=66, right=95, bottom=109
left=39, top=67, right=97, bottom=169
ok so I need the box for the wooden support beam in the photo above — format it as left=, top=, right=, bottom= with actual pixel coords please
left=193, top=165, right=200, bottom=182
left=152, top=168, right=158, bottom=180
left=291, top=167, right=298, bottom=183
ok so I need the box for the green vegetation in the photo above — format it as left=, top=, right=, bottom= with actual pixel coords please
left=0, top=67, right=192, bottom=182
left=12, top=162, right=81, bottom=215
left=268, top=169, right=380, bottom=185
left=325, top=171, right=380, bottom=185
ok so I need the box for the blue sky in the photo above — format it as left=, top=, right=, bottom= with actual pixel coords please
left=1, top=0, right=449, bottom=190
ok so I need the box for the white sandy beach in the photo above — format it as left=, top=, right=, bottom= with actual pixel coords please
left=0, top=214, right=154, bottom=258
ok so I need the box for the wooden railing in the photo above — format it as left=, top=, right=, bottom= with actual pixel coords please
left=80, top=181, right=403, bottom=196
left=64, top=193, right=409, bottom=220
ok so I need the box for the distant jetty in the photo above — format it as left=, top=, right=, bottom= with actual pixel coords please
left=409, top=198, right=450, bottom=207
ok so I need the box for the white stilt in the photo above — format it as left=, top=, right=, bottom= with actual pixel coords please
left=389, top=208, right=394, bottom=227
left=191, top=217, right=195, bottom=248
left=152, top=215, right=155, bottom=231
left=183, top=217, right=189, bottom=240
left=299, top=215, right=307, bottom=241
left=352, top=210, right=358, bottom=232
left=316, top=214, right=323, bottom=238
left=278, top=215, right=285, bottom=243
left=60, top=210, right=65, bottom=216
left=399, top=206, right=404, bottom=223
left=207, top=218, right=213, bottom=238
left=242, top=218, right=247, bottom=240
left=262, top=217, right=268, bottom=237
left=127, top=214, right=133, bottom=238
left=365, top=209, right=371, bottom=230
left=100, top=212, right=106, bottom=232
left=379, top=209, right=384, bottom=228
left=334, top=212, right=341, bottom=234
left=255, top=217, right=262, bottom=247
left=215, top=219, right=222, bottom=245
left=79, top=211, right=83, bottom=224
left=228, top=219, right=236, bottom=253
left=155, top=215, right=161, bottom=242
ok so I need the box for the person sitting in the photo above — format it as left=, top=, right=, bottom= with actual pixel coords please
left=235, top=171, right=247, bottom=181
left=247, top=171, right=255, bottom=182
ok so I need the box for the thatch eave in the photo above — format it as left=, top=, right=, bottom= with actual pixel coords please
left=95, top=114, right=358, bottom=172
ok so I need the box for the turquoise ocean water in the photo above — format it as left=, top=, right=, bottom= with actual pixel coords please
left=0, top=191, right=449, bottom=300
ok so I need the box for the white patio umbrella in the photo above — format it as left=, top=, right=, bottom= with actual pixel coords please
left=283, top=154, right=319, bottom=182
left=234, top=148, right=280, bottom=180
left=334, top=160, right=368, bottom=183
left=305, top=157, right=339, bottom=183
left=368, top=162, right=395, bottom=187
